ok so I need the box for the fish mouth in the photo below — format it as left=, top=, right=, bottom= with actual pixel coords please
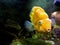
left=47, top=29, right=51, bottom=32
left=38, top=28, right=51, bottom=32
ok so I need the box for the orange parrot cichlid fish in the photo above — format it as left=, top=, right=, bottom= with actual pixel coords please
left=29, top=6, right=51, bottom=32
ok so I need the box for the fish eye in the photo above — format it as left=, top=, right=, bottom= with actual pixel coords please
left=38, top=20, right=43, bottom=25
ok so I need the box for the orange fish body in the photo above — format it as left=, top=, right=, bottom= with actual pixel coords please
left=30, top=6, right=51, bottom=32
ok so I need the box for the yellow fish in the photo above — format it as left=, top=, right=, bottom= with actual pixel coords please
left=29, top=6, right=51, bottom=32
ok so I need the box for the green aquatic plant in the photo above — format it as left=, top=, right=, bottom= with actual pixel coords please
left=10, top=39, right=22, bottom=45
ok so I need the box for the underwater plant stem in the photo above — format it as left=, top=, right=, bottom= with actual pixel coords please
left=5, top=31, right=19, bottom=39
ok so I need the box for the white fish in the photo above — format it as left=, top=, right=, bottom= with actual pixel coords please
left=51, top=18, right=56, bottom=27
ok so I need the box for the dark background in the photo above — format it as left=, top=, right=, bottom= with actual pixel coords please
left=0, top=0, right=54, bottom=25
left=0, top=0, right=55, bottom=45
